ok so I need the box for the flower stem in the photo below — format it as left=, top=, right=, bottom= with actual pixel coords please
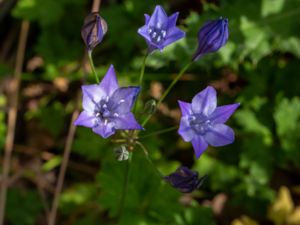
left=136, top=142, right=163, bottom=178
left=139, top=53, right=148, bottom=87
left=134, top=53, right=148, bottom=113
left=140, top=126, right=178, bottom=139
left=88, top=50, right=99, bottom=83
left=142, top=62, right=192, bottom=127
left=116, top=152, right=132, bottom=222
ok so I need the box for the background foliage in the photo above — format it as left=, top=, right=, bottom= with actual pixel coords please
left=0, top=0, right=300, bottom=224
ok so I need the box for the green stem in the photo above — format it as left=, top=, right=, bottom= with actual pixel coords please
left=88, top=50, right=99, bottom=83
left=142, top=62, right=192, bottom=127
left=140, top=126, right=178, bottom=139
left=136, top=142, right=163, bottom=178
left=139, top=53, right=148, bottom=87
left=116, top=152, right=132, bottom=221
left=134, top=53, right=148, bottom=113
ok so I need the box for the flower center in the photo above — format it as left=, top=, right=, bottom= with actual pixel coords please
left=94, top=97, right=120, bottom=125
left=188, top=114, right=212, bottom=135
left=148, top=25, right=167, bottom=45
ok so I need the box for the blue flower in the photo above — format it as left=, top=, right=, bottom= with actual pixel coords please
left=192, top=17, right=229, bottom=61
left=164, top=166, right=207, bottom=193
left=74, top=65, right=143, bottom=138
left=81, top=12, right=107, bottom=51
left=138, top=5, right=185, bottom=53
left=178, top=86, right=239, bottom=158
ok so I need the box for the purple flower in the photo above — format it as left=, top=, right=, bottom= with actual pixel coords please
left=74, top=65, right=143, bottom=138
left=192, top=17, right=229, bottom=61
left=138, top=5, right=185, bottom=53
left=164, top=166, right=207, bottom=193
left=178, top=86, right=239, bottom=158
left=81, top=12, right=107, bottom=51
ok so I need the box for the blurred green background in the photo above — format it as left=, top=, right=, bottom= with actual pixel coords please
left=1, top=0, right=300, bottom=224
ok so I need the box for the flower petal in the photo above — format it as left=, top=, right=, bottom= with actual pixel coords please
left=148, top=5, right=168, bottom=29
left=162, top=26, right=185, bottom=48
left=144, top=14, right=150, bottom=24
left=109, top=87, right=140, bottom=114
left=99, top=65, right=119, bottom=96
left=209, top=103, right=240, bottom=124
left=204, top=123, right=234, bottom=147
left=137, top=25, right=152, bottom=43
left=178, top=117, right=195, bottom=142
left=178, top=100, right=192, bottom=116
left=74, top=111, right=96, bottom=128
left=114, top=112, right=143, bottom=130
left=82, top=84, right=105, bottom=111
left=92, top=121, right=115, bottom=138
left=191, top=135, right=208, bottom=158
left=167, top=12, right=179, bottom=27
left=191, top=86, right=217, bottom=116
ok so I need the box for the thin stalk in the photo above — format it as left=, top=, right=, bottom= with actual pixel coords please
left=139, top=53, right=148, bottom=87
left=116, top=153, right=132, bottom=222
left=91, top=0, right=101, bottom=12
left=140, top=126, right=178, bottom=139
left=48, top=109, right=80, bottom=225
left=136, top=142, right=163, bottom=178
left=133, top=52, right=148, bottom=113
left=0, top=20, right=30, bottom=225
left=88, top=50, right=99, bottom=83
left=142, top=62, right=192, bottom=127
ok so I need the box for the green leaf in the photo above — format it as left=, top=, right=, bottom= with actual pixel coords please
left=97, top=150, right=181, bottom=224
left=274, top=97, right=300, bottom=164
left=261, top=0, right=285, bottom=17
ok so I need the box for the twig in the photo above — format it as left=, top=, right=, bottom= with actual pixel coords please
left=91, top=0, right=101, bottom=12
left=0, top=20, right=30, bottom=225
left=47, top=104, right=80, bottom=225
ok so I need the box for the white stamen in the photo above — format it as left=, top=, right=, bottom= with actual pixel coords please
left=114, top=113, right=119, bottom=117
left=119, top=99, right=125, bottom=104
left=157, top=35, right=161, bottom=43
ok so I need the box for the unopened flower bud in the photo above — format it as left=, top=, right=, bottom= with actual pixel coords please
left=81, top=12, right=107, bottom=51
left=192, top=17, right=229, bottom=61
left=142, top=99, right=156, bottom=115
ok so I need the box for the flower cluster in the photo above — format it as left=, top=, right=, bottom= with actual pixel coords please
left=77, top=5, right=238, bottom=193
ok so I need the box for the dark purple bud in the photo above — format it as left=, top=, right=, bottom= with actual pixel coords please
left=81, top=12, right=107, bottom=51
left=192, top=17, right=229, bottom=61
left=164, top=166, right=207, bottom=193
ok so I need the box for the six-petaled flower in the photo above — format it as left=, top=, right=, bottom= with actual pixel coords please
left=164, top=166, right=207, bottom=193
left=138, top=5, right=185, bottom=53
left=178, top=86, right=239, bottom=158
left=74, top=65, right=143, bottom=138
left=193, top=17, right=229, bottom=61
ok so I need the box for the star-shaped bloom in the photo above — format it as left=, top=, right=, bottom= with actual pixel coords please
left=164, top=166, right=207, bottom=193
left=138, top=5, right=185, bottom=53
left=74, top=65, right=143, bottom=138
left=178, top=86, right=239, bottom=158
left=81, top=12, right=107, bottom=52
left=192, top=17, right=229, bottom=61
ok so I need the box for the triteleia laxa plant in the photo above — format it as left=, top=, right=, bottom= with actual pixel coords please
left=178, top=86, right=239, bottom=158
left=74, top=65, right=142, bottom=138
left=75, top=3, right=238, bottom=205
left=137, top=5, right=185, bottom=53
